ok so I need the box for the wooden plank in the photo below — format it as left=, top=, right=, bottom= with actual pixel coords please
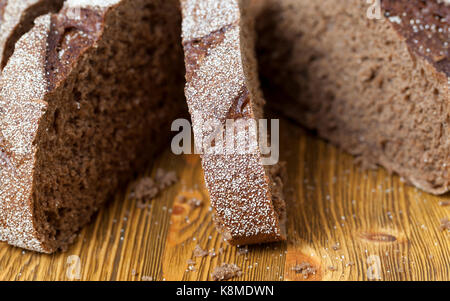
left=281, top=123, right=449, bottom=281
left=160, top=154, right=287, bottom=281
left=0, top=119, right=448, bottom=280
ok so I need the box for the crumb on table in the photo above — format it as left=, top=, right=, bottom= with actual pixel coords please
left=237, top=246, right=249, bottom=256
left=440, top=217, right=450, bottom=231
left=130, top=169, right=178, bottom=202
left=211, top=263, right=242, bottom=281
left=291, top=262, right=317, bottom=279
left=193, top=244, right=208, bottom=257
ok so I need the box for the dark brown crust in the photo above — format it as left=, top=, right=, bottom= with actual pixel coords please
left=183, top=24, right=232, bottom=82
left=226, top=88, right=250, bottom=119
left=183, top=22, right=252, bottom=121
left=183, top=24, right=251, bottom=121
left=381, top=0, right=449, bottom=76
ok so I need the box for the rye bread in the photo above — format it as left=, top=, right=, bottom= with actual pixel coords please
left=181, top=0, right=286, bottom=245
left=0, top=0, right=185, bottom=253
left=256, top=0, right=449, bottom=195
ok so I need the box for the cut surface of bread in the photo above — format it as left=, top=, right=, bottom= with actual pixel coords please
left=0, top=0, right=185, bottom=252
left=256, top=0, right=449, bottom=195
left=181, top=0, right=286, bottom=245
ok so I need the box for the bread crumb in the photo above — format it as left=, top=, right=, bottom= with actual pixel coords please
left=438, top=201, right=449, bottom=207
left=187, top=259, right=195, bottom=265
left=328, top=266, right=337, bottom=271
left=193, top=245, right=208, bottom=257
left=130, top=169, right=177, bottom=202
left=187, top=259, right=197, bottom=272
left=332, top=243, right=340, bottom=251
left=141, top=275, right=153, bottom=281
left=188, top=197, right=203, bottom=208
left=178, top=195, right=203, bottom=208
left=187, top=266, right=197, bottom=272
left=440, top=217, right=450, bottom=231
left=156, top=168, right=178, bottom=189
left=291, top=262, right=317, bottom=279
left=211, top=263, right=242, bottom=281
left=131, top=177, right=158, bottom=200
left=237, top=246, right=249, bottom=256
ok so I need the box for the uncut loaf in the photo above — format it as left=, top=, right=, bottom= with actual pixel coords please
left=256, top=0, right=449, bottom=194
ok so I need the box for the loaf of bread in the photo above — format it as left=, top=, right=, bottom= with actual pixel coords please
left=0, top=0, right=185, bottom=252
left=3, top=0, right=445, bottom=253
left=256, top=0, right=449, bottom=194
left=181, top=0, right=286, bottom=245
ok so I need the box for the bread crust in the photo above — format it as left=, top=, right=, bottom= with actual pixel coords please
left=0, top=0, right=64, bottom=70
left=0, top=14, right=53, bottom=252
left=382, top=0, right=449, bottom=77
left=181, top=0, right=286, bottom=245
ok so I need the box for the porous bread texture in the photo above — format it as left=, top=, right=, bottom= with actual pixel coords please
left=0, top=0, right=185, bottom=252
left=0, top=0, right=64, bottom=70
left=182, top=0, right=286, bottom=245
left=256, top=0, right=449, bottom=195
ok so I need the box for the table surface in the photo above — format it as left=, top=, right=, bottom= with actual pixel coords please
left=0, top=119, right=448, bottom=281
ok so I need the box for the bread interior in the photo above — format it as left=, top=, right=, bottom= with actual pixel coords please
left=32, top=0, right=186, bottom=251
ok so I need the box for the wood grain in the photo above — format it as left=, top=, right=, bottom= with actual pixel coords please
left=0, top=119, right=448, bottom=281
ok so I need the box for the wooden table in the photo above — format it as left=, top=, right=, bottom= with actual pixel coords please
left=0, top=119, right=448, bottom=281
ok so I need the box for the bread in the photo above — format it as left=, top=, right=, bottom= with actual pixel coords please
left=256, top=0, right=449, bottom=194
left=0, top=0, right=185, bottom=253
left=0, top=0, right=64, bottom=71
left=181, top=0, right=286, bottom=245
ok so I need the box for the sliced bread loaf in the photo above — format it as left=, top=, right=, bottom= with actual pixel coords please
left=256, top=0, right=449, bottom=194
left=0, top=0, right=185, bottom=252
left=181, top=0, right=286, bottom=245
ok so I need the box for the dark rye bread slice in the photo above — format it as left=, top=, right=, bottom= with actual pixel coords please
left=181, top=0, right=286, bottom=245
left=0, top=0, right=64, bottom=70
left=256, top=0, right=449, bottom=195
left=0, top=0, right=185, bottom=253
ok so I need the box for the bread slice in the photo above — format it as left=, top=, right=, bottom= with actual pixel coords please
left=0, top=0, right=65, bottom=70
left=181, top=0, right=286, bottom=245
left=256, top=0, right=449, bottom=194
left=0, top=0, right=185, bottom=252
